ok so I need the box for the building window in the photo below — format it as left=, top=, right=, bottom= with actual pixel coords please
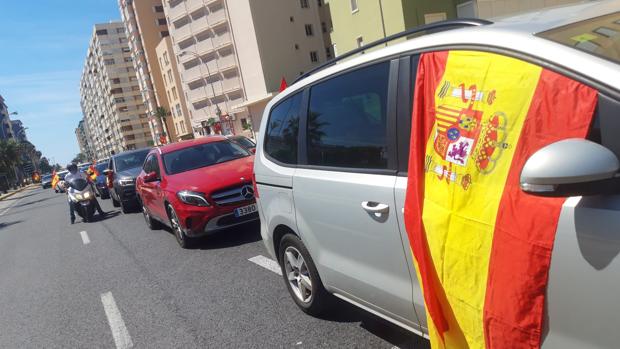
left=321, top=22, right=327, bottom=33
left=356, top=36, right=364, bottom=48
left=96, top=29, right=108, bottom=35
left=175, top=104, right=182, bottom=118
left=122, top=47, right=131, bottom=53
left=317, top=0, right=322, bottom=6
left=154, top=5, right=164, bottom=12
left=325, top=46, right=332, bottom=59
left=104, top=58, right=115, bottom=65
left=310, top=51, right=318, bottom=63
left=167, top=70, right=173, bottom=83
left=300, top=0, right=309, bottom=8
left=124, top=57, right=132, bottom=62
left=305, top=24, right=314, bottom=36
left=289, top=16, right=294, bottom=22
left=350, top=0, right=358, bottom=12
left=111, top=78, right=121, bottom=84
left=294, top=44, right=299, bottom=50
left=172, top=87, right=178, bottom=99
left=158, top=18, right=167, bottom=25
left=116, top=28, right=125, bottom=34
left=119, top=37, right=127, bottom=43
left=161, top=31, right=169, bottom=37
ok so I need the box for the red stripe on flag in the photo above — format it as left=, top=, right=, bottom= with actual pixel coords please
left=483, top=69, right=597, bottom=348
left=405, top=51, right=451, bottom=336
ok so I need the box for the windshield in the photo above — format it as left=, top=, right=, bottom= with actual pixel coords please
left=42, top=175, right=52, bottom=181
left=231, top=136, right=256, bottom=149
left=67, top=177, right=89, bottom=191
left=537, top=12, right=620, bottom=64
left=95, top=162, right=108, bottom=173
left=163, top=141, right=250, bottom=175
left=115, top=149, right=150, bottom=172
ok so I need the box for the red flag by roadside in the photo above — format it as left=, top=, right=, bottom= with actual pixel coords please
left=279, top=77, right=288, bottom=92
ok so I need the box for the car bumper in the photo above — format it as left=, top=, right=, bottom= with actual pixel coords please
left=176, top=200, right=259, bottom=237
left=117, top=185, right=137, bottom=203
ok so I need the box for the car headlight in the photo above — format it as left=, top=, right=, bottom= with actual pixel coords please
left=119, top=178, right=135, bottom=186
left=84, top=191, right=91, bottom=199
left=75, top=193, right=83, bottom=200
left=177, top=190, right=210, bottom=207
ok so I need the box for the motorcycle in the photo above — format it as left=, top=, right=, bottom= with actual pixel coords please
left=66, top=177, right=97, bottom=222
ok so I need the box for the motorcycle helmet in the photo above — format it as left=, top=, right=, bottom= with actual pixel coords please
left=67, top=163, right=78, bottom=173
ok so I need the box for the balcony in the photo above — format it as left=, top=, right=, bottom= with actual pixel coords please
left=212, top=31, right=231, bottom=49
left=217, top=54, right=236, bottom=71
left=191, top=12, right=210, bottom=34
left=168, top=2, right=187, bottom=22
left=222, top=76, right=240, bottom=92
left=195, top=38, right=214, bottom=55
left=209, top=9, right=227, bottom=26
left=187, top=87, right=208, bottom=103
left=173, top=22, right=193, bottom=42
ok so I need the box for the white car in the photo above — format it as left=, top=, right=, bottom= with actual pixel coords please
left=254, top=2, right=620, bottom=348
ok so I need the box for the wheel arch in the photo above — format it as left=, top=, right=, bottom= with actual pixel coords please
left=273, top=224, right=299, bottom=263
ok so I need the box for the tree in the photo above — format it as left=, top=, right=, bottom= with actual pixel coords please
left=155, top=106, right=171, bottom=142
left=72, top=153, right=87, bottom=164
left=39, top=157, right=53, bottom=174
left=0, top=140, right=21, bottom=180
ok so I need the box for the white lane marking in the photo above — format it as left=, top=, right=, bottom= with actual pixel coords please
left=80, top=231, right=90, bottom=245
left=248, top=255, right=282, bottom=275
left=101, top=292, right=133, bottom=349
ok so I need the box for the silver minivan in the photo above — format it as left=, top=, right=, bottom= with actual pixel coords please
left=254, top=2, right=620, bottom=347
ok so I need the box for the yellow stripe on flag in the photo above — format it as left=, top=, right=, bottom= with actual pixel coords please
left=421, top=51, right=542, bottom=347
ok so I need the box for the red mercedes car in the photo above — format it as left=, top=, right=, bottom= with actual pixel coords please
left=136, top=136, right=258, bottom=248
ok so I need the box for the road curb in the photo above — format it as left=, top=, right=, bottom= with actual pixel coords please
left=0, top=185, right=36, bottom=201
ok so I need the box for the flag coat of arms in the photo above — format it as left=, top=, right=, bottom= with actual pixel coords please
left=404, top=51, right=597, bottom=348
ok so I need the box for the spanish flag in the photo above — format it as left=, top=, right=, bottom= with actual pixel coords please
left=50, top=170, right=60, bottom=189
left=87, top=163, right=99, bottom=181
left=404, top=51, right=597, bottom=348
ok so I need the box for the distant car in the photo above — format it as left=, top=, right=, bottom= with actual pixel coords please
left=106, top=148, right=150, bottom=213
left=227, top=135, right=256, bottom=153
left=93, top=161, right=110, bottom=199
left=136, top=136, right=257, bottom=248
left=41, top=174, right=52, bottom=189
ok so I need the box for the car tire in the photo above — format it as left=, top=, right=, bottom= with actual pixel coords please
left=120, top=200, right=130, bottom=214
left=142, top=204, right=161, bottom=230
left=168, top=205, right=193, bottom=249
left=278, top=234, right=333, bottom=316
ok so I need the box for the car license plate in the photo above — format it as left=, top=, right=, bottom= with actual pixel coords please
left=234, top=203, right=257, bottom=217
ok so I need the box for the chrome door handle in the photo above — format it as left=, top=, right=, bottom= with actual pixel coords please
left=361, top=201, right=389, bottom=215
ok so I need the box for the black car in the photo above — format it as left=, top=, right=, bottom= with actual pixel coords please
left=106, top=148, right=150, bottom=213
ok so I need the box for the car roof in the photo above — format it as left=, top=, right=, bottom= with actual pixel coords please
left=157, top=135, right=228, bottom=155
left=111, top=147, right=151, bottom=160
left=273, top=0, right=619, bottom=109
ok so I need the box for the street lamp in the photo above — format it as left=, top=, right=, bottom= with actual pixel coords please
left=179, top=50, right=222, bottom=133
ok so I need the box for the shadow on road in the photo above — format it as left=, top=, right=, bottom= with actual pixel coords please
left=167, top=221, right=262, bottom=250
left=318, top=298, right=429, bottom=348
left=13, top=196, right=54, bottom=208
left=0, top=220, right=23, bottom=229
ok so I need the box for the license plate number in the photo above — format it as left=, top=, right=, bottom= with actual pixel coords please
left=234, top=203, right=257, bottom=217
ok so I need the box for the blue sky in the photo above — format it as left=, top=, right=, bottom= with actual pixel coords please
left=0, top=1, right=120, bottom=166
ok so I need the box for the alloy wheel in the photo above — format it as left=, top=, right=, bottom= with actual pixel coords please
left=283, top=246, right=313, bottom=303
left=169, top=206, right=184, bottom=242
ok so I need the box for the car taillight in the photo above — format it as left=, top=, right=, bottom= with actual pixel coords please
left=252, top=173, right=259, bottom=198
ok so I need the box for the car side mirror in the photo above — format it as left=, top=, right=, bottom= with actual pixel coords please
left=143, top=171, right=159, bottom=183
left=520, top=139, right=620, bottom=197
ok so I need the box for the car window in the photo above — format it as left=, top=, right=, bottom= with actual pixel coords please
left=95, top=162, right=107, bottom=173
left=537, top=12, right=620, bottom=64
left=307, top=62, right=390, bottom=169
left=114, top=149, right=150, bottom=172
left=162, top=141, right=250, bottom=175
left=231, top=136, right=255, bottom=149
left=264, top=92, right=303, bottom=164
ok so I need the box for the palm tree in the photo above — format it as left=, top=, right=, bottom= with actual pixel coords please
left=155, top=107, right=172, bottom=143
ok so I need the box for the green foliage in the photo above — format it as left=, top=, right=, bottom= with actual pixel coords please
left=71, top=153, right=88, bottom=164
left=39, top=157, right=53, bottom=173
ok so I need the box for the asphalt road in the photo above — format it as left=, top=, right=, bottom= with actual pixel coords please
left=0, top=187, right=430, bottom=348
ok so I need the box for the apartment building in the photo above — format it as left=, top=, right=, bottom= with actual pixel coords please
left=326, top=0, right=459, bottom=56
left=456, top=0, right=583, bottom=18
left=162, top=0, right=329, bottom=137
left=75, top=119, right=95, bottom=161
left=156, top=36, right=193, bottom=140
left=119, top=0, right=178, bottom=144
left=0, top=95, right=13, bottom=141
left=80, top=22, right=152, bottom=159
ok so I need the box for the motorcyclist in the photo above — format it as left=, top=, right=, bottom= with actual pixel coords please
left=65, top=163, right=105, bottom=224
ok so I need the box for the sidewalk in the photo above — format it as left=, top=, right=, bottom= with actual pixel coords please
left=0, top=184, right=37, bottom=201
